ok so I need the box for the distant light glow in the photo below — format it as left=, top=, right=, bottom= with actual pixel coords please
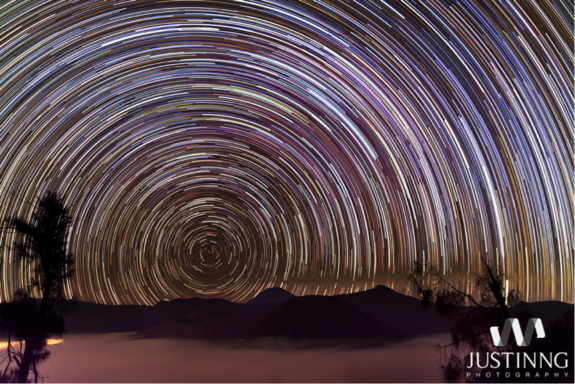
left=0, top=339, right=64, bottom=349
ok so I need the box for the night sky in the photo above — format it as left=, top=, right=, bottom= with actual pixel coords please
left=0, top=0, right=572, bottom=305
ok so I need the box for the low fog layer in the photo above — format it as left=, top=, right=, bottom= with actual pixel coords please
left=43, top=333, right=449, bottom=382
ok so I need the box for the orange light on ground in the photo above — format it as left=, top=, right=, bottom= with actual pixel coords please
left=0, top=339, right=64, bottom=349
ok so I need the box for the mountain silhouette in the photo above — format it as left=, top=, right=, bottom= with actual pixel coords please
left=51, top=301, right=146, bottom=333
left=248, top=295, right=408, bottom=339
left=138, top=304, right=277, bottom=339
left=335, top=284, right=463, bottom=336
left=508, top=300, right=573, bottom=328
left=6, top=285, right=570, bottom=342
left=247, top=287, right=295, bottom=304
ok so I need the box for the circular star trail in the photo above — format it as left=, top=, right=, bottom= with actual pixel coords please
left=0, top=0, right=572, bottom=305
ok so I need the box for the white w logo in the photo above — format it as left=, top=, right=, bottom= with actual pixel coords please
left=490, top=318, right=545, bottom=347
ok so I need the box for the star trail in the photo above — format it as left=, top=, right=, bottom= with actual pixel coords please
left=0, top=0, right=572, bottom=305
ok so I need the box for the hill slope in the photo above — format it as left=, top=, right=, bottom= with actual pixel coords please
left=247, top=287, right=295, bottom=305
left=248, top=295, right=408, bottom=339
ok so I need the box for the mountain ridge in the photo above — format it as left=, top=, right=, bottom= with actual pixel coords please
left=2, top=285, right=572, bottom=342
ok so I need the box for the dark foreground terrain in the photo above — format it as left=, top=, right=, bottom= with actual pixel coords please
left=29, top=285, right=571, bottom=345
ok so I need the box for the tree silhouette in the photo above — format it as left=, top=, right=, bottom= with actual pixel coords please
left=408, top=257, right=522, bottom=382
left=0, top=191, right=75, bottom=383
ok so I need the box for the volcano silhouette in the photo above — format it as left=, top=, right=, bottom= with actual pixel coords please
left=248, top=295, right=407, bottom=339
left=247, top=287, right=295, bottom=304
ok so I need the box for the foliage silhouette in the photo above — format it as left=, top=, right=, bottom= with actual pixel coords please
left=408, top=258, right=521, bottom=382
left=0, top=191, right=75, bottom=383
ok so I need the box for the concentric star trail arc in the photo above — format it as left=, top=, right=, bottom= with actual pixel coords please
left=0, top=0, right=572, bottom=305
